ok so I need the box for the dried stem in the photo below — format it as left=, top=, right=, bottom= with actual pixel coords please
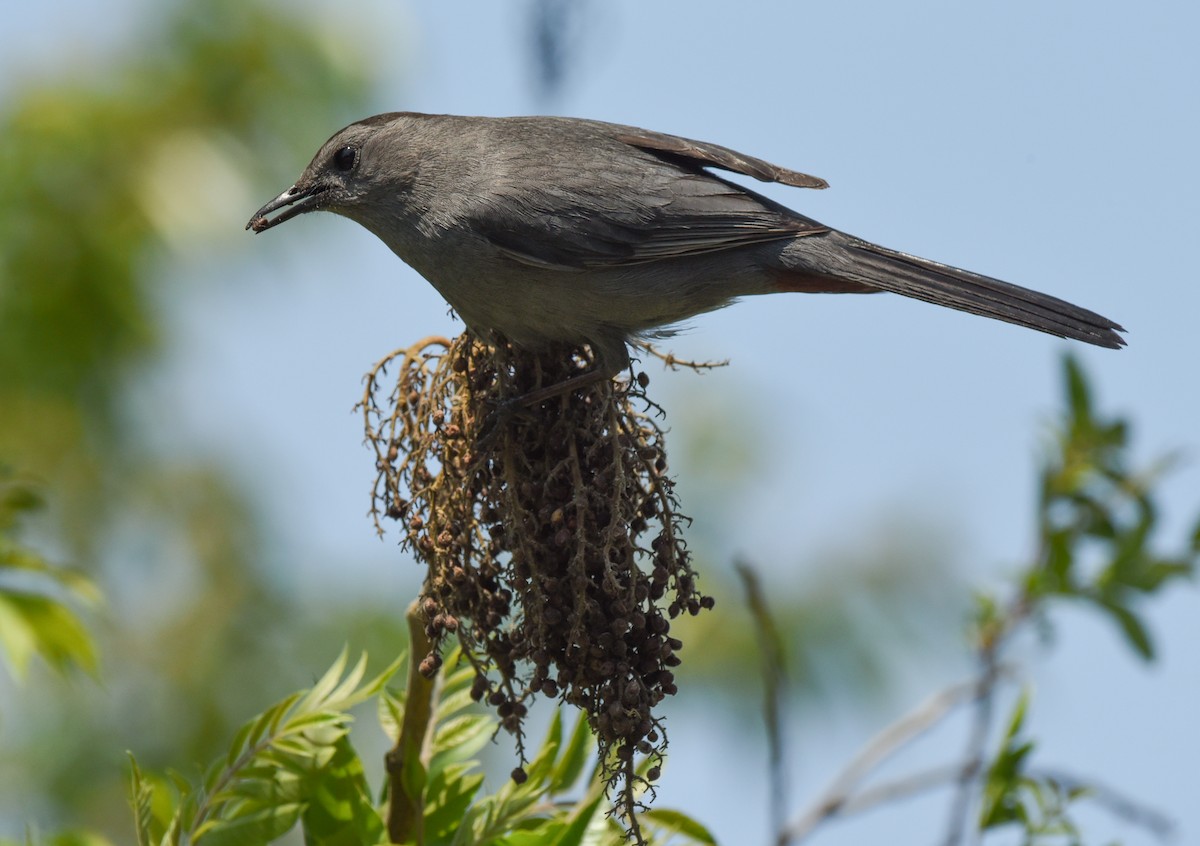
left=736, top=562, right=790, bottom=841
left=781, top=675, right=991, bottom=845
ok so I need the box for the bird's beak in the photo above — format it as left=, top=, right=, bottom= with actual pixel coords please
left=246, top=182, right=327, bottom=233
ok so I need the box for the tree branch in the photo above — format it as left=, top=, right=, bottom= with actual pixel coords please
left=839, top=762, right=969, bottom=816
left=940, top=654, right=1001, bottom=846
left=385, top=598, right=438, bottom=844
left=736, top=561, right=790, bottom=841
left=780, top=674, right=997, bottom=845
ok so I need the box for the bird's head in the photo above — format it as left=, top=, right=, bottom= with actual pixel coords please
left=246, top=112, right=422, bottom=234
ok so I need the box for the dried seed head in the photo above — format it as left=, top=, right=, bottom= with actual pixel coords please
left=361, top=335, right=715, bottom=839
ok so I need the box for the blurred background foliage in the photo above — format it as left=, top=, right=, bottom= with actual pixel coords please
left=1, top=1, right=1177, bottom=843
left=0, top=0, right=400, bottom=837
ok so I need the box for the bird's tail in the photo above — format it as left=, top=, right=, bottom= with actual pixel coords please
left=795, top=232, right=1126, bottom=349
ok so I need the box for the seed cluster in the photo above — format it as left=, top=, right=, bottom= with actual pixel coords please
left=361, top=335, right=711, bottom=837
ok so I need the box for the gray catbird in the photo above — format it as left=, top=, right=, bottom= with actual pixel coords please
left=248, top=113, right=1125, bottom=376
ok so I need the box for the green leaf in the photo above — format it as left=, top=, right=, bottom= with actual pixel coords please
left=433, top=685, right=477, bottom=727
left=0, top=591, right=98, bottom=680
left=325, top=652, right=369, bottom=705
left=1063, top=355, right=1092, bottom=431
left=377, top=686, right=405, bottom=743
left=430, top=714, right=496, bottom=773
left=454, top=780, right=543, bottom=846
left=224, top=720, right=256, bottom=772
left=297, top=648, right=352, bottom=714
left=424, top=763, right=485, bottom=843
left=548, top=793, right=603, bottom=846
left=549, top=714, right=595, bottom=795
left=264, top=693, right=304, bottom=744
left=499, top=821, right=568, bottom=846
left=128, top=755, right=156, bottom=846
left=434, top=652, right=480, bottom=723
left=158, top=650, right=403, bottom=846
left=44, top=831, right=120, bottom=846
left=1128, top=559, right=1193, bottom=593
left=524, top=709, right=564, bottom=787
left=0, top=472, right=44, bottom=526
left=641, top=808, right=718, bottom=845
left=1101, top=601, right=1155, bottom=661
left=299, top=734, right=385, bottom=846
left=1041, top=529, right=1075, bottom=594
left=0, top=593, right=36, bottom=679
left=980, top=691, right=1034, bottom=830
left=192, top=802, right=303, bottom=846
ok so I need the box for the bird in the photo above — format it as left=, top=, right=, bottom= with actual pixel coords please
left=248, top=112, right=1125, bottom=379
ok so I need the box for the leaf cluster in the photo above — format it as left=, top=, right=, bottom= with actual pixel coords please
left=128, top=647, right=713, bottom=846
left=0, top=467, right=99, bottom=682
left=0, top=0, right=377, bottom=821
left=979, top=692, right=1089, bottom=845
left=970, top=356, right=1197, bottom=842
left=1020, top=357, right=1198, bottom=659
left=774, top=356, right=1194, bottom=846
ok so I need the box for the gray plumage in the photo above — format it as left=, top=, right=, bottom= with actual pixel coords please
left=248, top=112, right=1125, bottom=373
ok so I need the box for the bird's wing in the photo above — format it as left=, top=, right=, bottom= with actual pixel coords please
left=471, top=124, right=830, bottom=271
left=611, top=126, right=829, bottom=190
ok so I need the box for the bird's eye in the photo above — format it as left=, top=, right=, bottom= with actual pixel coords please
left=333, top=145, right=358, bottom=172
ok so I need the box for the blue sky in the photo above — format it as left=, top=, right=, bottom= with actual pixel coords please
left=7, top=1, right=1199, bottom=843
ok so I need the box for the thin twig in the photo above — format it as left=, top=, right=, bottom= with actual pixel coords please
left=941, top=654, right=1001, bottom=846
left=780, top=675, right=995, bottom=845
left=631, top=340, right=729, bottom=372
left=735, top=561, right=790, bottom=841
left=839, top=762, right=970, bottom=817
left=942, top=595, right=1030, bottom=846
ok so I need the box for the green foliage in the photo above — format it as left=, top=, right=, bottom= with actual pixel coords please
left=0, top=0, right=372, bottom=415
left=0, top=831, right=118, bottom=846
left=0, top=0, right=380, bottom=828
left=0, top=0, right=374, bottom=556
left=129, top=649, right=713, bottom=846
left=1024, top=355, right=1196, bottom=659
left=965, top=355, right=1197, bottom=843
left=972, top=355, right=1196, bottom=660
left=772, top=358, right=1193, bottom=845
left=979, top=692, right=1087, bottom=845
left=0, top=467, right=99, bottom=681
left=131, top=650, right=399, bottom=846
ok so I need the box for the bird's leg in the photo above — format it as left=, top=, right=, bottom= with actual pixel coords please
left=510, top=366, right=609, bottom=407
left=473, top=363, right=615, bottom=449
